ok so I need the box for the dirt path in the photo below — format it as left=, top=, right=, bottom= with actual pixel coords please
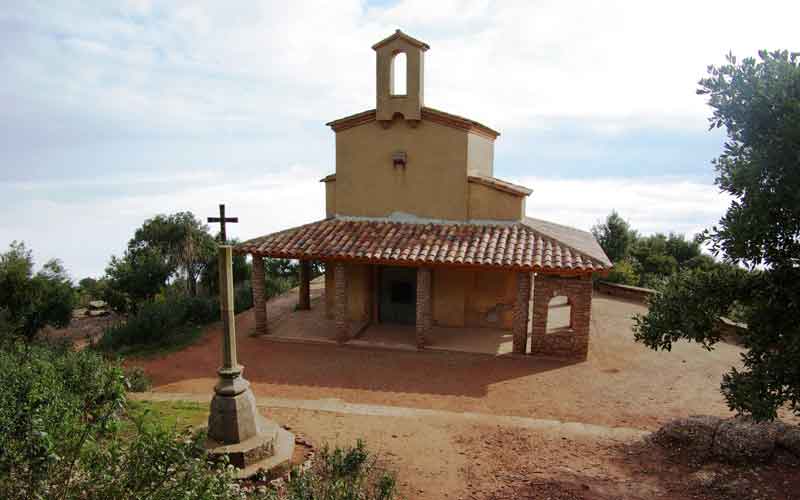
left=132, top=291, right=761, bottom=429
left=134, top=392, right=781, bottom=500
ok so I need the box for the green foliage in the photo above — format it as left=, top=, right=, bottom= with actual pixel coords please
left=98, top=294, right=217, bottom=355
left=699, top=50, right=800, bottom=267
left=635, top=50, right=800, bottom=420
left=271, top=440, right=397, bottom=500
left=201, top=239, right=252, bottom=295
left=131, top=212, right=217, bottom=297
left=0, top=242, right=75, bottom=341
left=604, top=258, right=640, bottom=286
left=0, top=341, right=127, bottom=499
left=0, top=342, right=249, bottom=500
left=104, top=247, right=172, bottom=312
left=124, top=366, right=152, bottom=392
left=592, top=211, right=638, bottom=262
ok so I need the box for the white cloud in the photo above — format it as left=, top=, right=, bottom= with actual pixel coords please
left=519, top=176, right=731, bottom=238
left=1, top=172, right=730, bottom=278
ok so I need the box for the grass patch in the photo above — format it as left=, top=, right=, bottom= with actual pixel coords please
left=122, top=400, right=208, bottom=439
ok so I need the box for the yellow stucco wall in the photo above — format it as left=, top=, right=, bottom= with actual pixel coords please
left=324, top=263, right=371, bottom=322
left=334, top=118, right=470, bottom=220
left=432, top=267, right=516, bottom=329
left=466, top=133, right=494, bottom=177
left=325, top=181, right=336, bottom=218
left=467, top=182, right=525, bottom=221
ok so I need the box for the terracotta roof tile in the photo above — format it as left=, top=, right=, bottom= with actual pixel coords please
left=237, top=218, right=609, bottom=274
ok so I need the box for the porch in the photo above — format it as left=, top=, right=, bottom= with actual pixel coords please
left=259, top=275, right=573, bottom=357
left=237, top=217, right=607, bottom=360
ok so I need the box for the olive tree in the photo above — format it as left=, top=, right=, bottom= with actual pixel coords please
left=634, top=51, right=800, bottom=420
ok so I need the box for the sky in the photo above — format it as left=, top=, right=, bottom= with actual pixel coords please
left=1, top=0, right=797, bottom=279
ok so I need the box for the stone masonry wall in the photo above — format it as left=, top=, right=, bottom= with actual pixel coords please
left=415, top=267, right=432, bottom=348
left=531, top=274, right=592, bottom=360
left=512, top=271, right=532, bottom=354
left=594, top=281, right=655, bottom=304
left=251, top=256, right=267, bottom=335
left=334, top=262, right=348, bottom=343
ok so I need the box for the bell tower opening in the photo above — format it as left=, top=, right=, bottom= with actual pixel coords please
left=373, top=30, right=429, bottom=124
left=391, top=52, right=407, bottom=96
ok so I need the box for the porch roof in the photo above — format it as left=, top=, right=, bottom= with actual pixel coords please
left=237, top=217, right=611, bottom=275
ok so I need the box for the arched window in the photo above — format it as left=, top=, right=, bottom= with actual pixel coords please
left=546, top=295, right=572, bottom=333
left=391, top=52, right=407, bottom=96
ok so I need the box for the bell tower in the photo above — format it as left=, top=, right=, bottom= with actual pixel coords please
left=372, top=30, right=429, bottom=125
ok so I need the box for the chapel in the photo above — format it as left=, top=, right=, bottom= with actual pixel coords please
left=237, top=30, right=611, bottom=359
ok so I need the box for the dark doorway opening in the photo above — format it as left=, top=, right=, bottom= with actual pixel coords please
left=379, top=267, right=417, bottom=324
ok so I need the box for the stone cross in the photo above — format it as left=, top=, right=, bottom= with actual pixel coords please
left=206, top=244, right=295, bottom=476
left=213, top=245, right=248, bottom=396
left=208, top=204, right=238, bottom=244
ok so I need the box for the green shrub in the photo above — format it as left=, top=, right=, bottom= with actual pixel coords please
left=0, top=342, right=127, bottom=499
left=604, top=258, right=640, bottom=286
left=124, top=366, right=152, bottom=392
left=266, top=440, right=397, bottom=500
left=235, top=282, right=254, bottom=313
left=99, top=294, right=218, bottom=354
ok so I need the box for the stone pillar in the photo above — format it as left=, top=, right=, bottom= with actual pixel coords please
left=334, top=262, right=349, bottom=343
left=570, top=276, right=593, bottom=359
left=512, top=271, right=532, bottom=354
left=415, top=267, right=432, bottom=348
left=531, top=273, right=549, bottom=344
left=206, top=246, right=295, bottom=476
left=298, top=260, right=311, bottom=310
left=251, top=255, right=267, bottom=335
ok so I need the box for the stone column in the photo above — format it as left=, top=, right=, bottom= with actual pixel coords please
left=207, top=246, right=295, bottom=476
left=334, top=262, right=349, bottom=343
left=298, top=260, right=311, bottom=310
left=512, top=271, right=532, bottom=354
left=530, top=273, right=549, bottom=352
left=251, top=255, right=267, bottom=335
left=415, top=267, right=432, bottom=348
left=570, top=276, right=593, bottom=359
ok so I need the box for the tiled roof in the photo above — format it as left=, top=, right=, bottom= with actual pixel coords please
left=468, top=175, right=532, bottom=196
left=237, top=218, right=610, bottom=274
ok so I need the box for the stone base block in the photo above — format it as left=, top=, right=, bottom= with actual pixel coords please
left=208, top=387, right=266, bottom=444
left=204, top=418, right=295, bottom=478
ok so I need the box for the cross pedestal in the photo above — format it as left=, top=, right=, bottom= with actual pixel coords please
left=205, top=245, right=294, bottom=478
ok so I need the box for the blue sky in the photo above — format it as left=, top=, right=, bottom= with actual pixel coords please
left=1, top=0, right=797, bottom=278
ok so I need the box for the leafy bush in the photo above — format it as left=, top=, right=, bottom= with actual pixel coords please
left=0, top=241, right=75, bottom=341
left=99, top=294, right=218, bottom=354
left=266, top=440, right=397, bottom=500
left=235, top=282, right=254, bottom=313
left=0, top=341, right=127, bottom=499
left=604, top=258, right=640, bottom=286
left=124, top=366, right=152, bottom=392
left=0, top=341, right=252, bottom=500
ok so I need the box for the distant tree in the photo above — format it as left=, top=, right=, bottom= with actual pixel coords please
left=0, top=242, right=74, bottom=341
left=604, top=258, right=640, bottom=286
left=200, top=238, right=252, bottom=295
left=635, top=50, right=800, bottom=420
left=104, top=247, right=172, bottom=312
left=591, top=211, right=638, bottom=263
left=664, top=232, right=703, bottom=265
left=129, top=212, right=216, bottom=296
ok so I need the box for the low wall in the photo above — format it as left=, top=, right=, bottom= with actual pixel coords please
left=716, top=317, right=747, bottom=345
left=595, top=281, right=656, bottom=304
